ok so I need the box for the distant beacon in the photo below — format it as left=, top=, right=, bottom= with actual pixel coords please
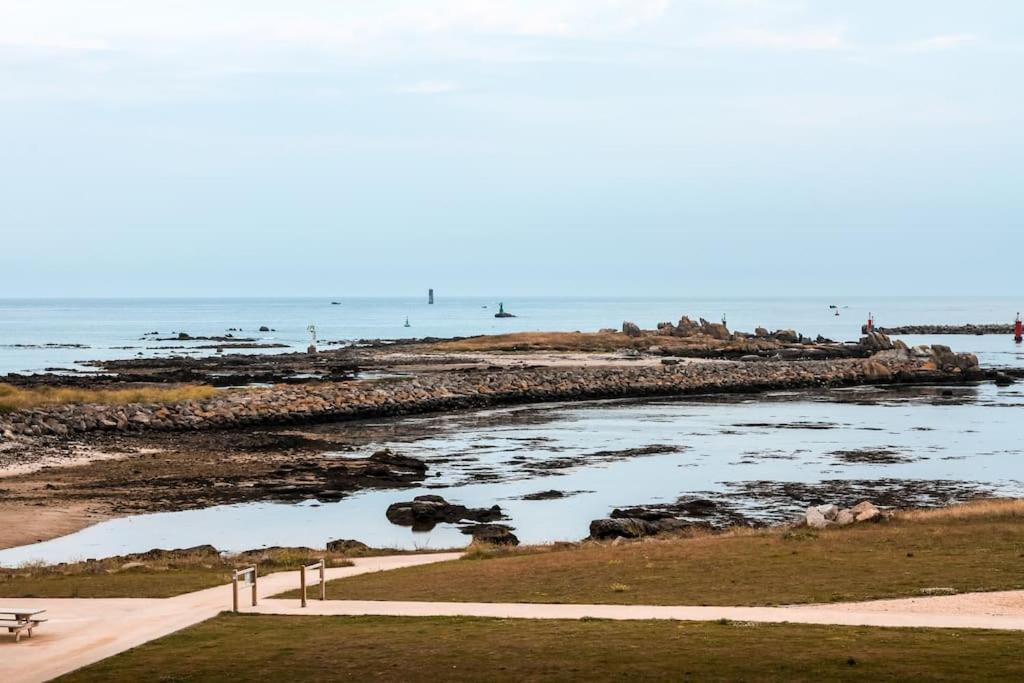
left=428, top=289, right=434, bottom=305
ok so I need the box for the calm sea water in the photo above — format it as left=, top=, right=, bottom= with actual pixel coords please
left=1, top=296, right=1022, bottom=375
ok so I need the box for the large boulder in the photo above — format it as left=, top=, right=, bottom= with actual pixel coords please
left=699, top=318, right=731, bottom=341
left=851, top=501, right=881, bottom=523
left=773, top=329, right=799, bottom=343
left=622, top=321, right=642, bottom=337
left=462, top=524, right=520, bottom=546
left=674, top=316, right=701, bottom=337
left=804, top=507, right=830, bottom=529
left=589, top=517, right=660, bottom=540
left=326, top=539, right=368, bottom=553
left=860, top=331, right=894, bottom=353
left=386, top=495, right=503, bottom=531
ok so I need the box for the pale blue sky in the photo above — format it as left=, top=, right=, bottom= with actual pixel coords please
left=1, top=1, right=1021, bottom=297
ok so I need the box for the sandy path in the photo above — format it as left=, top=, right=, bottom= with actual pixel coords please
left=0, top=553, right=461, bottom=683
left=6, top=555, right=1024, bottom=682
left=248, top=590, right=1024, bottom=631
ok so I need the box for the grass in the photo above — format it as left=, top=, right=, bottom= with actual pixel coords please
left=290, top=500, right=1024, bottom=606
left=0, top=548, right=353, bottom=599
left=0, top=382, right=218, bottom=412
left=58, top=614, right=1024, bottom=682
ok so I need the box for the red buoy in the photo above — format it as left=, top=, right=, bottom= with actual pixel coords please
left=1015, top=313, right=1022, bottom=343
left=866, top=313, right=874, bottom=333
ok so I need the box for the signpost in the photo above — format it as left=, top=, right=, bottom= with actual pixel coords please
left=232, top=566, right=258, bottom=613
left=300, top=559, right=327, bottom=607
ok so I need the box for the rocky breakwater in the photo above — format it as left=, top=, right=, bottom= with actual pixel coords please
left=867, top=323, right=1015, bottom=336
left=0, top=342, right=981, bottom=440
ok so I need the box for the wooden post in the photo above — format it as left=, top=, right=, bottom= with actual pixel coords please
left=251, top=566, right=258, bottom=607
left=319, top=559, right=326, bottom=601
left=232, top=574, right=239, bottom=613
left=300, top=564, right=308, bottom=608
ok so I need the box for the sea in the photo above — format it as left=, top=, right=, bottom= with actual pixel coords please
left=1, top=296, right=1022, bottom=565
left=2, top=296, right=1023, bottom=375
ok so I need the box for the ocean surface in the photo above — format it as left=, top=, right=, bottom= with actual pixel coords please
left=1, top=296, right=1023, bottom=375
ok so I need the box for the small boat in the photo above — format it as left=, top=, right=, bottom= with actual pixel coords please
left=331, top=301, right=341, bottom=305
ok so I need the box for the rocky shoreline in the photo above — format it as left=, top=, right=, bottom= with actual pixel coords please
left=0, top=340, right=983, bottom=440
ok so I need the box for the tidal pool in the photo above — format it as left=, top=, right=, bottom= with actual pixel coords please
left=2, top=381, right=1022, bottom=566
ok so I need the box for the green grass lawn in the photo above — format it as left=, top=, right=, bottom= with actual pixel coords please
left=59, top=614, right=1024, bottom=682
left=0, top=549, right=353, bottom=599
left=280, top=502, right=1024, bottom=606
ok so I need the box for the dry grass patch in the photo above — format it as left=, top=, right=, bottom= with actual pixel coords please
left=0, top=382, right=218, bottom=412
left=60, top=615, right=1024, bottom=682
left=324, top=500, right=1024, bottom=606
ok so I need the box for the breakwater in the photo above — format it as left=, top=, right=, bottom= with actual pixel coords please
left=0, top=344, right=981, bottom=440
left=868, top=324, right=1014, bottom=335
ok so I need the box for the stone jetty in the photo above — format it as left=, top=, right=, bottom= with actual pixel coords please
left=868, top=323, right=1015, bottom=335
left=0, top=343, right=980, bottom=439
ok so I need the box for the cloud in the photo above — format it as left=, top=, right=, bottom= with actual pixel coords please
left=398, top=80, right=461, bottom=95
left=910, top=34, right=978, bottom=52
left=698, top=27, right=848, bottom=51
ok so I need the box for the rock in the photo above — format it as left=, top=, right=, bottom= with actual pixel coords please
left=326, top=539, right=369, bottom=553
left=622, top=321, right=642, bottom=337
left=755, top=327, right=769, bottom=338
left=385, top=495, right=503, bottom=530
left=675, top=316, right=701, bottom=337
left=851, top=501, right=881, bottom=523
left=368, top=448, right=428, bottom=474
left=835, top=510, right=855, bottom=526
left=815, top=504, right=839, bottom=521
left=698, top=319, right=731, bottom=341
left=861, top=360, right=892, bottom=382
left=259, top=326, right=271, bottom=332
left=647, top=346, right=663, bottom=355
left=462, top=524, right=520, bottom=546
left=522, top=490, right=565, bottom=501
left=120, top=561, right=147, bottom=570
left=773, top=329, right=799, bottom=343
left=860, top=331, right=894, bottom=352
left=589, top=517, right=660, bottom=539
left=804, top=506, right=830, bottom=529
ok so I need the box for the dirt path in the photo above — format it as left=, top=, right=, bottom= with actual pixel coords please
left=247, top=591, right=1024, bottom=632
left=5, top=553, right=1024, bottom=682
left=0, top=553, right=462, bottom=683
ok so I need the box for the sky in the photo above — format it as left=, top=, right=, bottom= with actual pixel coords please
left=1, top=0, right=1021, bottom=297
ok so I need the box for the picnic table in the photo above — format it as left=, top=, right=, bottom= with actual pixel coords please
left=0, top=607, right=47, bottom=642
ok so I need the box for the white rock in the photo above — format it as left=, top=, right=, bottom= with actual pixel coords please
left=805, top=507, right=830, bottom=529
left=835, top=510, right=855, bottom=526
left=854, top=508, right=881, bottom=523
left=815, top=504, right=840, bottom=521
left=851, top=501, right=879, bottom=515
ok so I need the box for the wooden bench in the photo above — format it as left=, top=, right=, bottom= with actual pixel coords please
left=0, top=608, right=47, bottom=643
